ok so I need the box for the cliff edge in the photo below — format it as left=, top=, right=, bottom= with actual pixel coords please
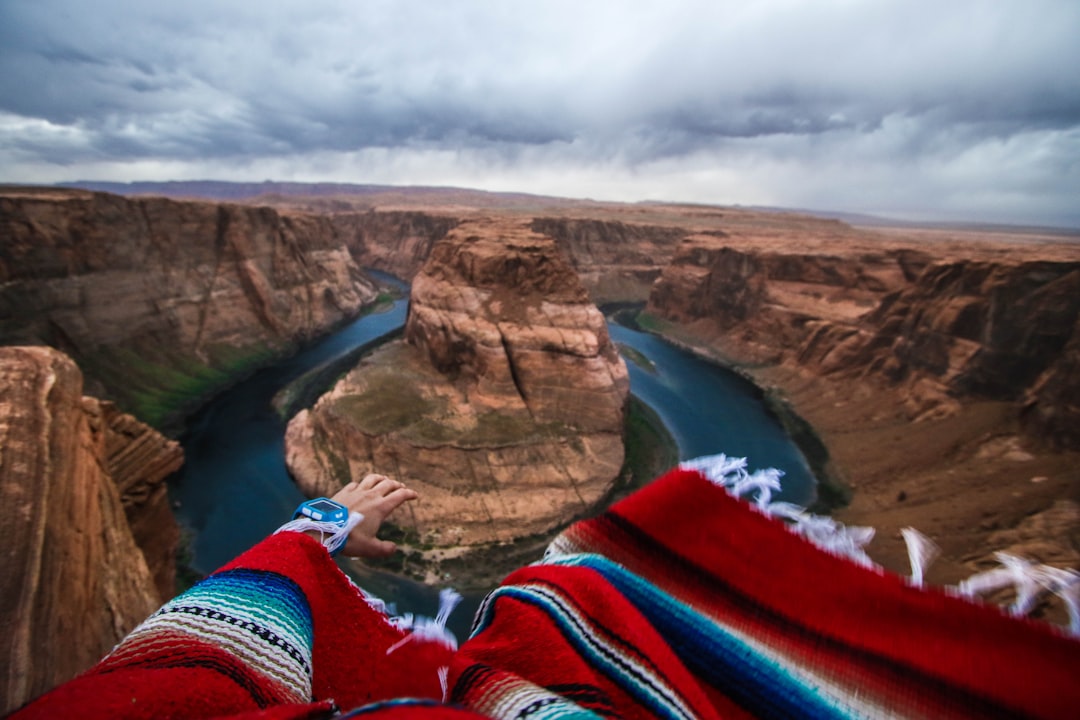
left=0, top=346, right=183, bottom=715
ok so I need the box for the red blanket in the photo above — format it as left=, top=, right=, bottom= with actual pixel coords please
left=12, top=464, right=1079, bottom=719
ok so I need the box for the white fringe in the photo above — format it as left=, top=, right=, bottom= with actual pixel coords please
left=681, top=453, right=1080, bottom=637
left=385, top=587, right=463, bottom=654
left=901, top=528, right=939, bottom=588
left=955, top=552, right=1080, bottom=631
left=274, top=511, right=363, bottom=557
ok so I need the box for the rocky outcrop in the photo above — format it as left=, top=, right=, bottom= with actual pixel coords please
left=646, top=233, right=1080, bottom=448
left=0, top=346, right=182, bottom=715
left=530, top=218, right=687, bottom=302
left=329, top=210, right=460, bottom=281
left=286, top=220, right=629, bottom=555
left=849, top=261, right=1080, bottom=426
left=84, top=399, right=185, bottom=599
left=647, top=236, right=922, bottom=362
left=0, top=188, right=379, bottom=428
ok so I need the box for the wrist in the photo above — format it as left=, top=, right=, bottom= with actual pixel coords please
left=274, top=498, right=362, bottom=557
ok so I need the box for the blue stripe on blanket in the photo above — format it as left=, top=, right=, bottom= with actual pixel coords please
left=546, top=554, right=854, bottom=720
left=472, top=583, right=697, bottom=720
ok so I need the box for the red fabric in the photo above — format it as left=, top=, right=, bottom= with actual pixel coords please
left=220, top=534, right=454, bottom=710
left=573, top=468, right=1080, bottom=719
left=10, top=465, right=1080, bottom=719
left=450, top=564, right=723, bottom=720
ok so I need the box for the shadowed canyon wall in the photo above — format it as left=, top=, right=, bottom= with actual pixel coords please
left=1, top=189, right=380, bottom=428
left=0, top=346, right=182, bottom=715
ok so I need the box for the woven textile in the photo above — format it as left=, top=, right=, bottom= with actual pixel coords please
left=12, top=462, right=1079, bottom=719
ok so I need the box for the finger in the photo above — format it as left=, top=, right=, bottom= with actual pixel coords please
left=375, top=487, right=419, bottom=514
left=376, top=479, right=407, bottom=497
left=369, top=538, right=397, bottom=557
left=358, top=473, right=388, bottom=490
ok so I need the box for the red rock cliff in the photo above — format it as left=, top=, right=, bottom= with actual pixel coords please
left=285, top=219, right=629, bottom=558
left=0, top=346, right=183, bottom=715
left=646, top=231, right=1080, bottom=446
left=0, top=188, right=379, bottom=427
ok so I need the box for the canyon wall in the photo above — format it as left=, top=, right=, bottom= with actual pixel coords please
left=328, top=210, right=460, bottom=280
left=286, top=220, right=629, bottom=556
left=529, top=217, right=687, bottom=302
left=0, top=188, right=380, bottom=429
left=318, top=211, right=690, bottom=301
left=0, top=346, right=183, bottom=715
left=646, top=234, right=1080, bottom=445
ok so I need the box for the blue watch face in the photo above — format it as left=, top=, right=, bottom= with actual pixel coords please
left=309, top=499, right=342, bottom=513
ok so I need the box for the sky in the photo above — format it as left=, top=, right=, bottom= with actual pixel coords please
left=1, top=0, right=1078, bottom=227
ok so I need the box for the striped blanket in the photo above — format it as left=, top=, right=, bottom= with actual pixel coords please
left=12, top=458, right=1079, bottom=719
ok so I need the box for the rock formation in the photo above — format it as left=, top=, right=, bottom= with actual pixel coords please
left=329, top=210, right=459, bottom=281
left=285, top=219, right=629, bottom=556
left=0, top=346, right=183, bottom=715
left=0, top=187, right=380, bottom=428
left=646, top=233, right=1080, bottom=441
left=529, top=217, right=687, bottom=302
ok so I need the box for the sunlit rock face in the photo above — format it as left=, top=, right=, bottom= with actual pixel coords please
left=286, top=219, right=629, bottom=549
left=646, top=231, right=1080, bottom=444
left=0, top=346, right=183, bottom=715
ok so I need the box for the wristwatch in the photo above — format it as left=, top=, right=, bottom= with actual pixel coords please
left=293, top=497, right=349, bottom=524
left=292, top=497, right=351, bottom=556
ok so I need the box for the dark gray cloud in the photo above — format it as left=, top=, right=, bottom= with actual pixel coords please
left=1, top=0, right=1078, bottom=226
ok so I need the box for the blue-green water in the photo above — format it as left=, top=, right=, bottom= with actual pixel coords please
left=170, top=300, right=409, bottom=572
left=608, top=322, right=814, bottom=505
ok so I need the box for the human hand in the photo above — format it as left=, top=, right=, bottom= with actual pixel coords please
left=329, top=473, right=419, bottom=558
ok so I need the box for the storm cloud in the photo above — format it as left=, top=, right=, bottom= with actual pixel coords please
left=1, top=0, right=1078, bottom=226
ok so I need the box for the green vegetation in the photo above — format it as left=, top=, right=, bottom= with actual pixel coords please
left=334, top=374, right=439, bottom=435
left=273, top=328, right=405, bottom=420
left=610, top=396, right=680, bottom=502
left=80, top=340, right=279, bottom=432
left=617, top=342, right=657, bottom=374
left=632, top=311, right=671, bottom=334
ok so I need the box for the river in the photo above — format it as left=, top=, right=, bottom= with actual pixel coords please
left=168, top=290, right=813, bottom=636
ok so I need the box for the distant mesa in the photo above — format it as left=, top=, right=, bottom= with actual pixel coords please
left=285, top=219, right=630, bottom=560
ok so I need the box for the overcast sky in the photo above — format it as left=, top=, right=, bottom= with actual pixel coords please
left=1, top=0, right=1078, bottom=226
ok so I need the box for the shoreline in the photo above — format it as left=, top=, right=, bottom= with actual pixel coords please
left=608, top=305, right=850, bottom=512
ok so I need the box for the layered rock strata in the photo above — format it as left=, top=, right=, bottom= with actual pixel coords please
left=530, top=217, right=687, bottom=302
left=286, top=220, right=629, bottom=552
left=329, top=210, right=459, bottom=281
left=647, top=234, right=1080, bottom=442
left=0, top=346, right=182, bottom=715
left=0, top=188, right=379, bottom=427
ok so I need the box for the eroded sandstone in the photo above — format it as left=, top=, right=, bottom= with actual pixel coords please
left=286, top=220, right=628, bottom=557
left=0, top=346, right=182, bottom=715
left=640, top=222, right=1080, bottom=619
left=0, top=188, right=380, bottom=428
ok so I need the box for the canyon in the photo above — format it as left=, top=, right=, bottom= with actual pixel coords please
left=0, top=187, right=380, bottom=430
left=285, top=219, right=629, bottom=557
left=1, top=184, right=1078, bottom=709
